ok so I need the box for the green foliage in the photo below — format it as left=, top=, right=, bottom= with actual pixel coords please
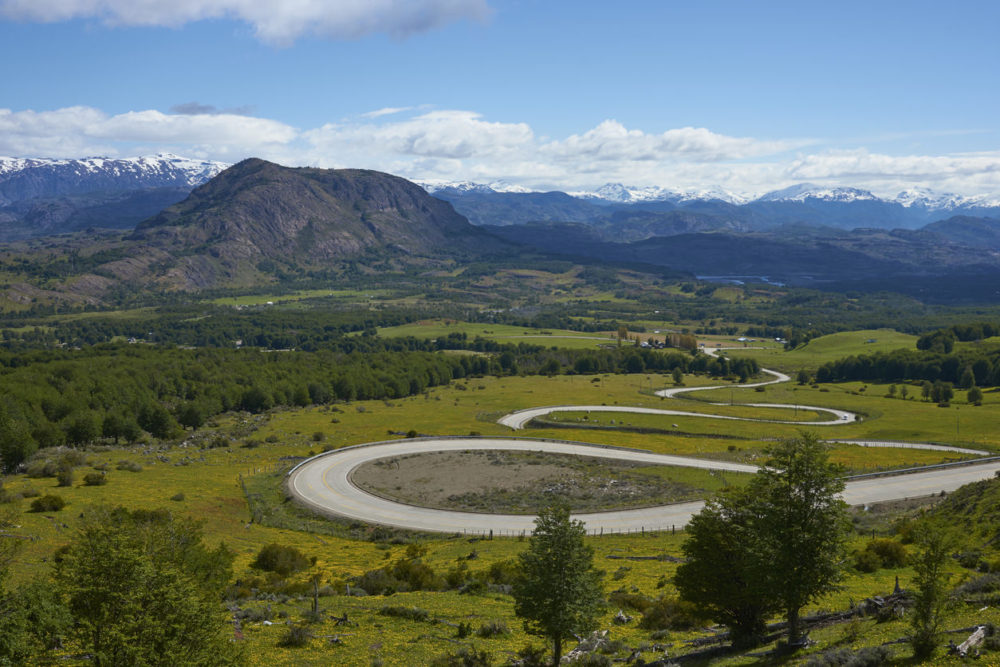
left=378, top=605, right=430, bottom=622
left=513, top=504, right=604, bottom=666
left=0, top=578, right=72, bottom=664
left=277, top=624, right=312, bottom=648
left=30, top=494, right=65, bottom=512
left=251, top=543, right=310, bottom=576
left=0, top=398, right=36, bottom=472
left=429, top=646, right=493, bottom=667
left=637, top=595, right=704, bottom=631
left=55, top=506, right=240, bottom=666
left=675, top=487, right=775, bottom=648
left=909, top=527, right=955, bottom=660
left=83, top=472, right=108, bottom=486
left=803, top=645, right=892, bottom=666
left=852, top=538, right=908, bottom=572
left=56, top=466, right=74, bottom=487
left=676, top=434, right=850, bottom=646
left=116, top=460, right=143, bottom=472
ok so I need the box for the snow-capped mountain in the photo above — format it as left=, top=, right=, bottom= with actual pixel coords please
left=572, top=182, right=747, bottom=205
left=419, top=180, right=534, bottom=195
left=0, top=153, right=228, bottom=206
left=756, top=183, right=879, bottom=203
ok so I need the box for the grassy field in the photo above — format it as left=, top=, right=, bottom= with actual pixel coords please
left=723, top=329, right=918, bottom=372
left=5, top=353, right=1000, bottom=664
left=376, top=318, right=618, bottom=349
left=209, top=289, right=396, bottom=307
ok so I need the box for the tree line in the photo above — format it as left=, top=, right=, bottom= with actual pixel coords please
left=0, top=340, right=759, bottom=472
left=815, top=344, right=1000, bottom=387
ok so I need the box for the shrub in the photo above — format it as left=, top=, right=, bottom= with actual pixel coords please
left=638, top=596, right=704, bottom=631
left=476, top=620, right=509, bottom=638
left=608, top=589, right=653, bottom=613
left=311, top=432, right=324, bottom=442
left=82, top=472, right=107, bottom=486
left=854, top=538, right=907, bottom=572
left=116, top=460, right=143, bottom=472
left=378, top=606, right=429, bottom=622
left=803, top=645, right=892, bottom=666
left=30, top=494, right=65, bottom=512
left=56, top=467, right=74, bottom=487
left=429, top=647, right=492, bottom=667
left=278, top=625, right=312, bottom=648
left=252, top=543, right=310, bottom=576
left=170, top=492, right=186, bottom=502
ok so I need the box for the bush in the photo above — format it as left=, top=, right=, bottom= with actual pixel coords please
left=278, top=625, right=312, bottom=648
left=608, top=589, right=653, bottom=613
left=955, top=573, right=1000, bottom=597
left=30, top=494, right=65, bottom=512
left=638, top=595, right=704, bottom=631
left=56, top=468, right=74, bottom=487
left=82, top=472, right=107, bottom=486
left=378, top=606, right=429, bottom=622
left=476, top=620, right=509, bottom=638
left=311, top=432, right=324, bottom=442
left=803, top=645, right=892, bottom=666
left=170, top=492, right=186, bottom=502
left=854, top=538, right=907, bottom=572
left=116, top=460, right=143, bottom=472
left=252, top=543, right=310, bottom=576
left=429, top=646, right=492, bottom=667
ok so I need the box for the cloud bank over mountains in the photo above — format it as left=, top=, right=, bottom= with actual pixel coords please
left=1, top=104, right=998, bottom=199
left=0, top=0, right=492, bottom=44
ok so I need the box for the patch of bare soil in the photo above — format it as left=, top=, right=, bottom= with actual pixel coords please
left=350, top=449, right=713, bottom=514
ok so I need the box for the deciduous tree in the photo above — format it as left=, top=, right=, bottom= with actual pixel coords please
left=513, top=504, right=604, bottom=666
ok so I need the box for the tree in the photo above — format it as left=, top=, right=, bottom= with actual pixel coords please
left=968, top=386, right=983, bottom=405
left=909, top=527, right=954, bottom=660
left=675, top=488, right=776, bottom=648
left=55, top=507, right=242, bottom=666
left=675, top=434, right=849, bottom=648
left=753, top=434, right=850, bottom=644
left=959, top=366, right=976, bottom=390
left=672, top=367, right=685, bottom=386
left=930, top=381, right=953, bottom=404
left=796, top=369, right=811, bottom=385
left=513, top=505, right=604, bottom=666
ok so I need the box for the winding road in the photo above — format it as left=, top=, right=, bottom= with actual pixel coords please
left=287, top=349, right=997, bottom=533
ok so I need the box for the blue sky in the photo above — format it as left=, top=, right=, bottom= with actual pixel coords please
left=1, top=0, right=998, bottom=197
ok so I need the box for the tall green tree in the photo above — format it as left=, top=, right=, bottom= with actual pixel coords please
left=754, top=434, right=850, bottom=644
left=909, top=527, right=954, bottom=660
left=675, top=434, right=850, bottom=647
left=674, top=488, right=776, bottom=648
left=513, top=504, right=604, bottom=666
left=55, top=507, right=242, bottom=667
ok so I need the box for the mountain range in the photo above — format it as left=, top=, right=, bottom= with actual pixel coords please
left=427, top=181, right=1000, bottom=234
left=3, top=155, right=1000, bottom=305
left=3, top=154, right=1000, bottom=241
left=0, top=154, right=227, bottom=240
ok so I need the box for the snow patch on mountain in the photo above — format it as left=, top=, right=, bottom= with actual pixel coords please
left=0, top=154, right=228, bottom=187
left=757, top=183, right=878, bottom=203
left=572, top=182, right=747, bottom=205
left=419, top=180, right=534, bottom=195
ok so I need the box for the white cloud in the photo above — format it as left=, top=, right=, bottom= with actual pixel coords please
left=0, top=0, right=492, bottom=45
left=542, top=121, right=802, bottom=163
left=2, top=105, right=999, bottom=198
left=0, top=106, right=297, bottom=161
left=360, top=107, right=414, bottom=119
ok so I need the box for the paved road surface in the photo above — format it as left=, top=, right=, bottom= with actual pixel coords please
left=287, top=436, right=1000, bottom=534
left=286, top=347, right=994, bottom=533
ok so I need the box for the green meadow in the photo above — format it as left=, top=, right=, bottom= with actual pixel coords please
left=4, top=334, right=1000, bottom=664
